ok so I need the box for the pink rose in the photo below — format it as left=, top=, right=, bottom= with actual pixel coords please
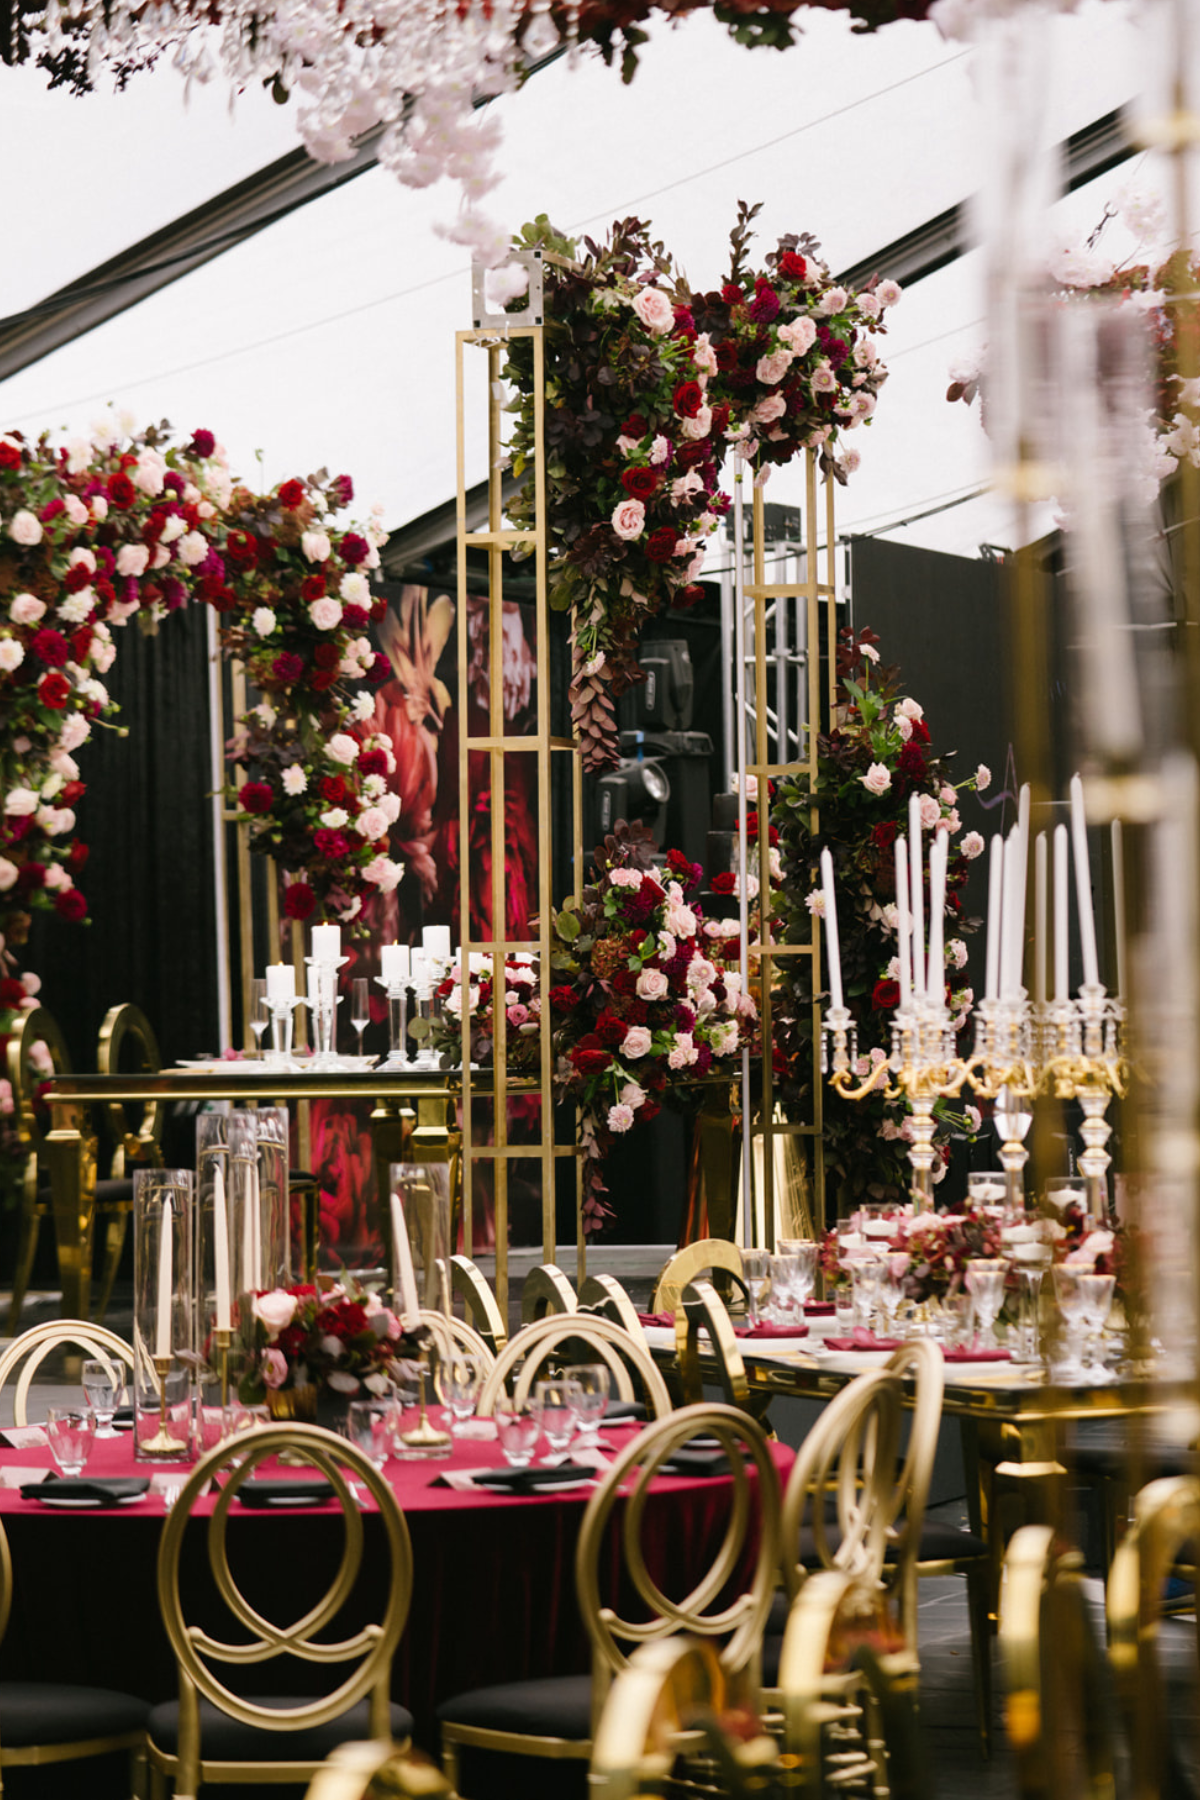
left=756, top=349, right=793, bottom=385
left=622, top=1025, right=653, bottom=1059
left=630, top=287, right=674, bottom=335
left=636, top=968, right=670, bottom=1002
left=918, top=794, right=941, bottom=830
left=611, top=498, right=645, bottom=541
left=778, top=316, right=817, bottom=355
left=961, top=832, right=985, bottom=860
left=252, top=1289, right=298, bottom=1338
left=357, top=806, right=390, bottom=841
left=260, top=1348, right=289, bottom=1389
left=859, top=763, right=892, bottom=797
left=309, top=597, right=343, bottom=631
left=751, top=393, right=787, bottom=425
left=608, top=1103, right=636, bottom=1133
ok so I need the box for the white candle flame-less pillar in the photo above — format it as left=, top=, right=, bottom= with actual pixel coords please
left=311, top=923, right=341, bottom=963
left=894, top=837, right=912, bottom=1011
left=390, top=1191, right=422, bottom=1331
left=819, top=848, right=844, bottom=1012
left=984, top=835, right=1004, bottom=1003
left=1034, top=831, right=1047, bottom=1006
left=908, top=794, right=925, bottom=1001
left=1069, top=773, right=1100, bottom=988
left=213, top=1165, right=231, bottom=1333
left=266, top=963, right=294, bottom=1002
left=1111, top=819, right=1126, bottom=1000
left=381, top=943, right=410, bottom=986
left=156, top=1197, right=173, bottom=1360
left=1054, top=824, right=1070, bottom=1001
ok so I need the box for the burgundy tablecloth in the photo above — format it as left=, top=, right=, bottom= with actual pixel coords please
left=0, top=1426, right=791, bottom=1749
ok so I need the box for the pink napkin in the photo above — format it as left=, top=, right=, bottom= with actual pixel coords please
left=734, top=1321, right=809, bottom=1339
left=805, top=1301, right=836, bottom=1317
left=637, top=1312, right=676, bottom=1329
left=824, top=1330, right=903, bottom=1353
left=941, top=1344, right=1012, bottom=1363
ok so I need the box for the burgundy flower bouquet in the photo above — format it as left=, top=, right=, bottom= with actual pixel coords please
left=237, top=1275, right=411, bottom=1408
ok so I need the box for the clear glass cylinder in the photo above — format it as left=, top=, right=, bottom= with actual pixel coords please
left=228, top=1111, right=262, bottom=1303
left=255, top=1106, right=291, bottom=1290
left=132, top=1168, right=194, bottom=1463
left=388, top=1163, right=451, bottom=1324
left=194, top=1109, right=232, bottom=1389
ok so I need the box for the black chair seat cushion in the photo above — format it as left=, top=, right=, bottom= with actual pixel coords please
left=437, top=1673, right=593, bottom=1742
left=147, top=1696, right=413, bottom=1762
left=0, top=1683, right=149, bottom=1746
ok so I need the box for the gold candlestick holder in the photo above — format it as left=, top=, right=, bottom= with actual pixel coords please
left=1039, top=984, right=1127, bottom=1216
left=141, top=1354, right=182, bottom=1456
left=213, top=1327, right=232, bottom=1411
left=399, top=1354, right=451, bottom=1455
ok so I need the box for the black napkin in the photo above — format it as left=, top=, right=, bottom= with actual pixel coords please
left=602, top=1400, right=648, bottom=1422
left=112, top=1407, right=135, bottom=1430
left=21, top=1475, right=151, bottom=1503
left=236, top=1478, right=335, bottom=1508
left=444, top=1461, right=597, bottom=1495
left=658, top=1446, right=734, bottom=1479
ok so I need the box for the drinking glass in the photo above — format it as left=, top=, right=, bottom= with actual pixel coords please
left=967, top=1171, right=1009, bottom=1215
left=850, top=1257, right=884, bottom=1333
left=833, top=1286, right=856, bottom=1336
left=963, top=1258, right=1007, bottom=1350
left=1078, top=1272, right=1117, bottom=1379
left=439, top=1354, right=484, bottom=1434
left=741, top=1250, right=772, bottom=1326
left=531, top=1378, right=580, bottom=1460
left=350, top=977, right=371, bottom=1057
left=877, top=1254, right=910, bottom=1336
left=248, top=977, right=269, bottom=1058
left=81, top=1357, right=125, bottom=1439
left=564, top=1364, right=609, bottom=1447
left=494, top=1399, right=542, bottom=1469
left=1044, top=1176, right=1090, bottom=1220
left=768, top=1253, right=800, bottom=1323
left=347, top=1400, right=392, bottom=1471
left=45, top=1408, right=94, bottom=1477
left=779, top=1241, right=819, bottom=1310
left=941, top=1290, right=975, bottom=1350
left=1011, top=1266, right=1047, bottom=1364
left=1052, top=1265, right=1091, bottom=1380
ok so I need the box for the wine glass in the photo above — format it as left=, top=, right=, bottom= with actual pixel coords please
left=1078, top=1272, right=1117, bottom=1379
left=350, top=978, right=371, bottom=1059
left=779, top=1240, right=819, bottom=1312
left=741, top=1251, right=772, bottom=1326
left=964, top=1258, right=1007, bottom=1350
left=438, top=1354, right=483, bottom=1434
left=564, top=1364, right=609, bottom=1448
left=877, top=1254, right=910, bottom=1337
left=769, top=1253, right=800, bottom=1324
left=248, top=977, right=269, bottom=1058
left=81, top=1357, right=125, bottom=1439
left=347, top=1400, right=392, bottom=1471
left=1052, top=1265, right=1091, bottom=1380
left=45, top=1408, right=94, bottom=1477
left=530, top=1378, right=580, bottom=1461
left=493, top=1398, right=541, bottom=1468
left=849, top=1256, right=884, bottom=1335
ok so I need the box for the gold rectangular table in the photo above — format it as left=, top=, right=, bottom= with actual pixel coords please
left=42, top=1065, right=462, bottom=1322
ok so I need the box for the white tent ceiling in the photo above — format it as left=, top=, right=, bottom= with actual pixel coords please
left=0, top=1, right=1159, bottom=562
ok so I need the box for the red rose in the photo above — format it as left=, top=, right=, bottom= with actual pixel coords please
left=674, top=441, right=710, bottom=470
left=595, top=1011, right=627, bottom=1048
left=54, top=888, right=87, bottom=922
left=621, top=466, right=658, bottom=501
left=909, top=718, right=930, bottom=745
left=272, top=652, right=304, bottom=683
left=721, top=284, right=745, bottom=305
left=60, top=781, right=86, bottom=805
left=872, top=978, right=901, bottom=1010
left=225, top=530, right=258, bottom=566
left=63, top=563, right=92, bottom=595
left=872, top=822, right=898, bottom=849
left=16, top=862, right=44, bottom=891
left=711, top=871, right=737, bottom=894
left=339, top=533, right=369, bottom=566
left=67, top=840, right=88, bottom=870
left=748, top=280, right=780, bottom=324
left=207, top=586, right=238, bottom=614
left=38, top=671, right=71, bottom=709
left=674, top=584, right=705, bottom=610
left=320, top=776, right=348, bottom=806
left=715, top=339, right=740, bottom=371
left=619, top=413, right=647, bottom=440
left=779, top=251, right=807, bottom=281
left=0, top=977, right=25, bottom=1008
left=31, top=629, right=70, bottom=668
left=898, top=744, right=926, bottom=777
left=314, top=828, right=349, bottom=860
left=672, top=380, right=704, bottom=419
left=94, top=578, right=116, bottom=609
left=107, top=471, right=136, bottom=509
left=278, top=479, right=306, bottom=510
left=310, top=669, right=336, bottom=691
left=283, top=882, right=316, bottom=921
left=331, top=475, right=354, bottom=507
left=301, top=574, right=327, bottom=602
left=645, top=527, right=679, bottom=564
left=341, top=605, right=369, bottom=629
left=238, top=781, right=274, bottom=816
left=548, top=986, right=578, bottom=1012
left=571, top=1047, right=612, bottom=1076
left=0, top=442, right=21, bottom=471
left=357, top=748, right=387, bottom=776
left=189, top=429, right=216, bottom=459
left=70, top=628, right=93, bottom=663
left=368, top=653, right=391, bottom=685
left=313, top=643, right=339, bottom=670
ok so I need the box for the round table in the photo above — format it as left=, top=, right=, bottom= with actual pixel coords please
left=0, top=1423, right=791, bottom=1749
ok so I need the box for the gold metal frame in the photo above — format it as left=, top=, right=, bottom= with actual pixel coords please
left=0, top=1318, right=133, bottom=1428
left=7, top=1005, right=97, bottom=1332
left=577, top=1274, right=645, bottom=1339
left=454, top=323, right=583, bottom=1319
left=150, top=1424, right=413, bottom=1799
left=304, top=1740, right=452, bottom=1800
left=476, top=1313, right=672, bottom=1418
left=92, top=999, right=167, bottom=1320
left=588, top=1637, right=728, bottom=1800
left=738, top=456, right=839, bottom=1247
left=449, top=1254, right=508, bottom=1354
left=675, top=1279, right=751, bottom=1412
left=519, top=1263, right=578, bottom=1324
left=418, top=1307, right=496, bottom=1376
left=651, top=1238, right=745, bottom=1316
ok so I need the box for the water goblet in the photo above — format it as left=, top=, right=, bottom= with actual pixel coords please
left=940, top=1290, right=975, bottom=1350
left=45, top=1407, right=94, bottom=1477
left=81, top=1357, right=125, bottom=1439
left=1077, top=1272, right=1117, bottom=1380
left=493, top=1398, right=542, bottom=1469
left=849, top=1256, right=884, bottom=1335
left=779, top=1240, right=819, bottom=1311
left=347, top=1399, right=392, bottom=1471
left=877, top=1254, right=910, bottom=1338
left=248, top=977, right=270, bottom=1058
left=741, top=1250, right=772, bottom=1326
left=564, top=1364, right=609, bottom=1448
left=438, top=1354, right=484, bottom=1434
left=531, top=1378, right=580, bottom=1461
left=350, top=977, right=371, bottom=1058
left=1051, top=1265, right=1091, bottom=1380
left=963, top=1258, right=1008, bottom=1350
left=768, top=1253, right=800, bottom=1324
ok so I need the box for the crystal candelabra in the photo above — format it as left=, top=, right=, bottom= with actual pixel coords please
left=305, top=954, right=348, bottom=1071
left=376, top=973, right=410, bottom=1070
left=265, top=993, right=306, bottom=1069
left=1040, top=982, right=1127, bottom=1217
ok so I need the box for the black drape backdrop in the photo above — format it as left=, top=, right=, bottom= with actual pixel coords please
left=27, top=602, right=220, bottom=1074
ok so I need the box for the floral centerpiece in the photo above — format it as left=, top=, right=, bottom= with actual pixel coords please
left=421, top=953, right=543, bottom=1072
left=237, top=1275, right=411, bottom=1412
left=773, top=627, right=986, bottom=1212
left=821, top=1206, right=1005, bottom=1304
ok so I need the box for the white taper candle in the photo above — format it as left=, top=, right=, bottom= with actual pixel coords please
left=894, top=837, right=912, bottom=1011
left=984, top=835, right=1003, bottom=1002
left=1069, top=774, right=1100, bottom=987
left=1034, top=832, right=1047, bottom=1006
left=155, top=1197, right=173, bottom=1360
left=1054, top=824, right=1070, bottom=1001
left=908, top=794, right=925, bottom=1000
left=213, top=1164, right=231, bottom=1333
left=820, top=848, right=844, bottom=1012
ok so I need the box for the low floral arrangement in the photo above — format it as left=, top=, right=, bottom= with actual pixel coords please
left=237, top=1276, right=410, bottom=1407
left=502, top=212, right=896, bottom=769
left=772, top=627, right=986, bottom=1212
left=422, top=953, right=543, bottom=1072
left=550, top=822, right=756, bottom=1230
left=822, top=1206, right=1005, bottom=1304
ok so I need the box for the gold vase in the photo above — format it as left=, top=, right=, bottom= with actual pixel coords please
left=266, top=1383, right=318, bottom=1423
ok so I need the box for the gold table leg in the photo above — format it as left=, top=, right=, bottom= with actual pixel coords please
left=44, top=1103, right=97, bottom=1322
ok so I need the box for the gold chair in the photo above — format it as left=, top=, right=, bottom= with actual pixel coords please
left=305, top=1740, right=452, bottom=1800
left=0, top=1318, right=133, bottom=1426
left=651, top=1239, right=744, bottom=1317
left=675, top=1278, right=751, bottom=1411
left=6, top=1005, right=84, bottom=1332
left=438, top=1402, right=782, bottom=1800
left=0, top=1512, right=150, bottom=1795
left=418, top=1308, right=496, bottom=1376
left=450, top=1255, right=508, bottom=1355
left=520, top=1263, right=578, bottom=1324
left=577, top=1274, right=645, bottom=1340
left=1001, top=1524, right=1115, bottom=1800
left=146, top=1423, right=414, bottom=1800
left=589, top=1638, right=772, bottom=1800
left=475, top=1313, right=672, bottom=1419
left=93, top=1001, right=166, bottom=1321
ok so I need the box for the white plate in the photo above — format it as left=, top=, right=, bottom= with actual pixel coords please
left=33, top=1490, right=148, bottom=1508
left=174, top=1057, right=378, bottom=1076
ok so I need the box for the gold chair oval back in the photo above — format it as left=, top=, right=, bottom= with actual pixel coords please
left=418, top=1308, right=497, bottom=1376
left=651, top=1239, right=744, bottom=1317
left=476, top=1313, right=672, bottom=1419
left=577, top=1274, right=645, bottom=1340
left=97, top=1002, right=165, bottom=1178
left=150, top=1423, right=415, bottom=1798
left=588, top=1638, right=736, bottom=1800
left=676, top=1279, right=749, bottom=1410
left=450, top=1254, right=508, bottom=1355
left=0, top=1319, right=133, bottom=1428
left=305, top=1740, right=453, bottom=1800
left=520, top=1263, right=578, bottom=1324
left=5, top=1006, right=76, bottom=1332
left=1107, top=1473, right=1200, bottom=1800
left=577, top=1403, right=782, bottom=1698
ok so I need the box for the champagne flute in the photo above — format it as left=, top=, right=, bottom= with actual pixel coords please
left=248, top=978, right=269, bottom=1058
left=350, top=978, right=371, bottom=1059
left=964, top=1258, right=1007, bottom=1351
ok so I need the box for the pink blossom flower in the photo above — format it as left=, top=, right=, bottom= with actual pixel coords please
left=260, top=1349, right=289, bottom=1389
left=895, top=697, right=924, bottom=721
left=975, top=763, right=991, bottom=790
left=668, top=1032, right=698, bottom=1070
left=357, top=806, right=390, bottom=841
left=608, top=1103, right=635, bottom=1133
left=756, top=348, right=793, bottom=385
left=961, top=832, right=985, bottom=860
left=636, top=968, right=670, bottom=1002
left=622, top=1026, right=652, bottom=1058
left=620, top=1080, right=646, bottom=1109
left=895, top=714, right=913, bottom=742
left=918, top=794, right=941, bottom=830
left=10, top=594, right=44, bottom=625
left=860, top=762, right=891, bottom=797
left=309, top=597, right=343, bottom=631
left=877, top=280, right=903, bottom=308
left=608, top=868, right=643, bottom=889
left=778, top=317, right=817, bottom=355
left=751, top=393, right=786, bottom=425
left=8, top=510, right=42, bottom=546
left=252, top=1290, right=298, bottom=1337
left=611, top=499, right=645, bottom=541
left=805, top=891, right=826, bottom=917
left=630, top=287, right=674, bottom=335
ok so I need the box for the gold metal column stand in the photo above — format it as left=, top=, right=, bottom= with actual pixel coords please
left=734, top=450, right=838, bottom=1249
left=455, top=258, right=584, bottom=1319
